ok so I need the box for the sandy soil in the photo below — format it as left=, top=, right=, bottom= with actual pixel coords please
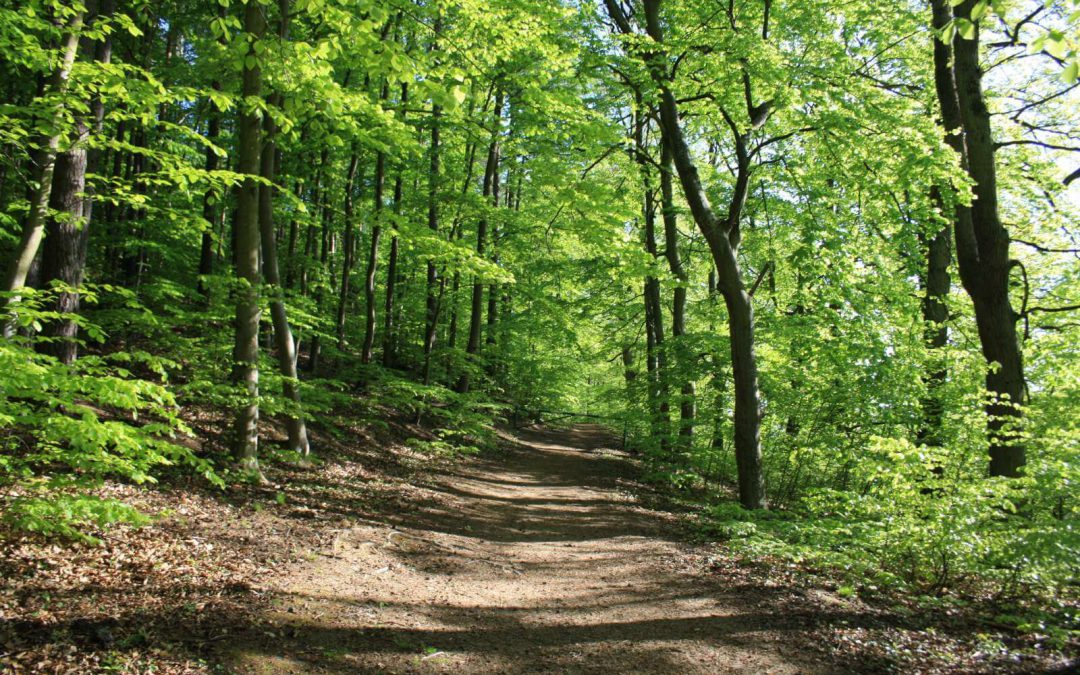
left=221, top=425, right=829, bottom=674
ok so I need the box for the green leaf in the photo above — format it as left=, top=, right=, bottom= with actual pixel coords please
left=1063, top=60, right=1079, bottom=84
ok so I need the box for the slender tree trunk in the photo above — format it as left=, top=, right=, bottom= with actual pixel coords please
left=197, top=92, right=221, bottom=291
left=231, top=2, right=266, bottom=473
left=383, top=83, right=408, bottom=368
left=633, top=103, right=671, bottom=456
left=255, top=0, right=309, bottom=458
left=361, top=145, right=386, bottom=366
left=607, top=0, right=765, bottom=508
left=644, top=279, right=662, bottom=442
left=458, top=90, right=503, bottom=393
left=307, top=170, right=335, bottom=372
left=2, top=11, right=83, bottom=329
left=336, top=152, right=360, bottom=348
left=296, top=148, right=327, bottom=294
left=708, top=269, right=726, bottom=456
left=197, top=4, right=226, bottom=294
left=661, top=143, right=694, bottom=449
left=931, top=0, right=1025, bottom=476
left=422, top=93, right=442, bottom=383
left=919, top=188, right=951, bottom=447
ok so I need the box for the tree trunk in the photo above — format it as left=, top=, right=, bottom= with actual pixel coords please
left=40, top=1, right=114, bottom=364
left=458, top=90, right=503, bottom=393
left=197, top=4, right=226, bottom=295
left=422, top=93, right=442, bottom=383
left=606, top=0, right=765, bottom=508
left=306, top=182, right=334, bottom=372
left=231, top=1, right=266, bottom=473
left=255, top=0, right=309, bottom=458
left=661, top=143, right=695, bottom=449
left=296, top=148, right=328, bottom=294
left=383, top=83, right=408, bottom=368
left=361, top=145, right=386, bottom=366
left=633, top=102, right=671, bottom=457
left=197, top=91, right=221, bottom=291
left=40, top=143, right=88, bottom=364
left=919, top=188, right=951, bottom=447
left=336, top=152, right=360, bottom=348
left=2, top=11, right=83, bottom=329
left=931, top=0, right=1025, bottom=476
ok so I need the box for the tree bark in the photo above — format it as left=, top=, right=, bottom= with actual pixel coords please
left=361, top=143, right=386, bottom=366
left=383, top=83, right=408, bottom=368
left=606, top=0, right=765, bottom=508
left=661, top=143, right=695, bottom=449
left=197, top=4, right=227, bottom=295
left=633, top=102, right=671, bottom=458
left=919, top=188, right=951, bottom=447
left=422, top=95, right=442, bottom=384
left=231, top=1, right=266, bottom=473
left=336, top=152, right=360, bottom=348
left=930, top=0, right=1025, bottom=476
left=256, top=0, right=309, bottom=458
left=39, top=1, right=115, bottom=364
left=3, top=11, right=83, bottom=331
left=458, top=90, right=503, bottom=393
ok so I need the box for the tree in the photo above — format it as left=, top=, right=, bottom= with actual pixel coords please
left=231, top=0, right=266, bottom=474
left=2, top=8, right=84, bottom=329
left=931, top=0, right=1025, bottom=476
left=605, top=0, right=765, bottom=508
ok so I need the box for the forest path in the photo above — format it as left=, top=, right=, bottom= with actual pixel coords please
left=225, top=425, right=826, bottom=674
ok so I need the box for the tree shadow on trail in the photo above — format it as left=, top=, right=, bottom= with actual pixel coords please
left=201, top=424, right=910, bottom=673
left=0, top=423, right=907, bottom=673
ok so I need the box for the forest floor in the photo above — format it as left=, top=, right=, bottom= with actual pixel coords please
left=2, top=419, right=1074, bottom=673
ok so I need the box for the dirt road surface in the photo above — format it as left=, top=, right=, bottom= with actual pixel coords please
left=223, top=426, right=829, bottom=673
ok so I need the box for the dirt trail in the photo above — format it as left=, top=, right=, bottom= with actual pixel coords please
left=225, top=426, right=826, bottom=673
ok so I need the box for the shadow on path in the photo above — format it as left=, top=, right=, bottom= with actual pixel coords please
left=217, top=425, right=874, bottom=673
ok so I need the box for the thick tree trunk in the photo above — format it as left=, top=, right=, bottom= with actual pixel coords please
left=2, top=12, right=83, bottom=328
left=40, top=1, right=114, bottom=364
left=458, top=91, right=503, bottom=393
left=231, top=2, right=266, bottom=473
left=931, top=0, right=1025, bottom=476
left=40, top=144, right=88, bottom=364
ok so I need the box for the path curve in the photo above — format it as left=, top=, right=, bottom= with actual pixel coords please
left=227, top=425, right=826, bottom=673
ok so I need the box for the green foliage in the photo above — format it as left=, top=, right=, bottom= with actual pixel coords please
left=0, top=286, right=220, bottom=540
left=3, top=494, right=151, bottom=544
left=699, top=434, right=1078, bottom=628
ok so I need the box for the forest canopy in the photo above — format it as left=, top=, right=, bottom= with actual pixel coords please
left=1, top=0, right=1078, bottom=657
